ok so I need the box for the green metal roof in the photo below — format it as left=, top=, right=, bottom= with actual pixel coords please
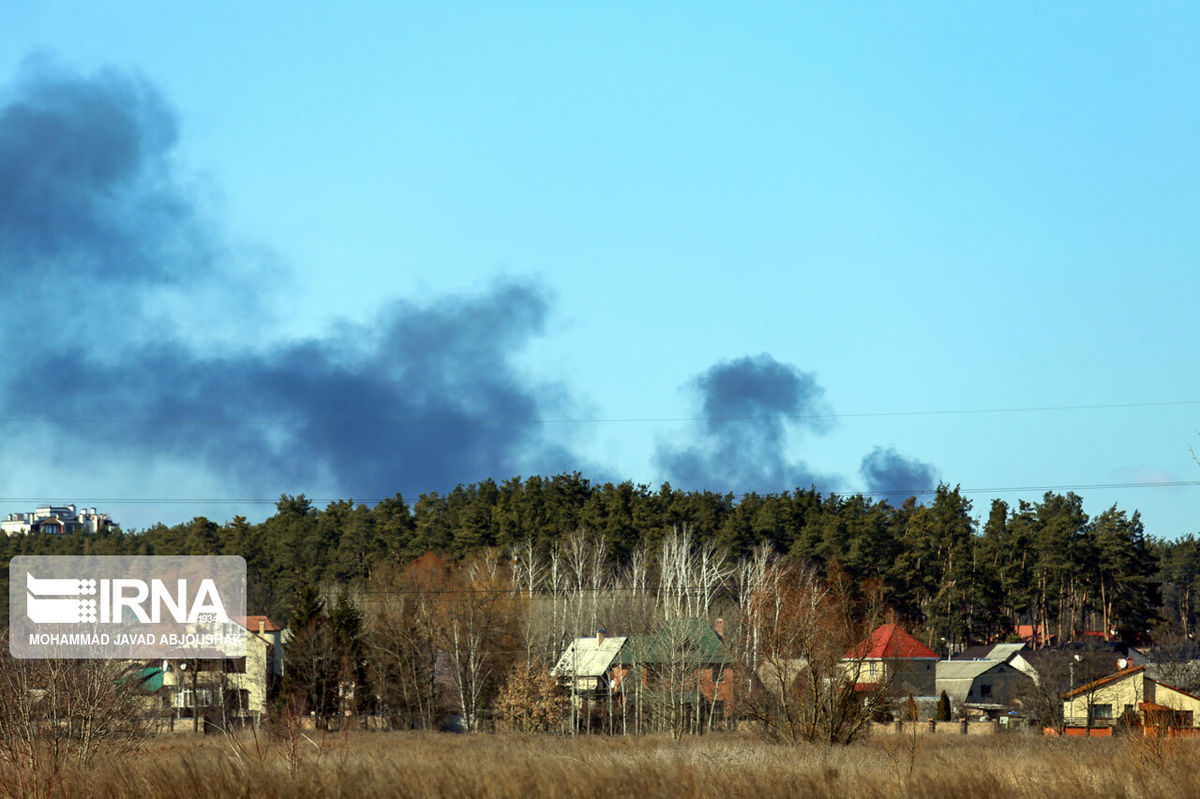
left=616, top=618, right=732, bottom=666
left=134, top=666, right=163, bottom=693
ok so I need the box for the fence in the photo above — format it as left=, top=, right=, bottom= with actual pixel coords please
left=870, top=720, right=1001, bottom=736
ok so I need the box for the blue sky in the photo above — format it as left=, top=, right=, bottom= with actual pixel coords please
left=1, top=3, right=1198, bottom=536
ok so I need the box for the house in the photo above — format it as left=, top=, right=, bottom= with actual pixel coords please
left=231, top=615, right=283, bottom=714
left=612, top=618, right=735, bottom=730
left=952, top=642, right=1040, bottom=685
left=936, top=660, right=1026, bottom=717
left=158, top=615, right=283, bottom=729
left=2, top=504, right=113, bottom=535
left=843, top=624, right=939, bottom=698
left=1061, top=666, right=1200, bottom=728
left=551, top=630, right=627, bottom=698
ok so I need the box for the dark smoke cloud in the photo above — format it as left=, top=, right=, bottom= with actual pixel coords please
left=0, top=61, right=204, bottom=299
left=654, top=354, right=836, bottom=494
left=859, top=446, right=938, bottom=501
left=0, top=61, right=578, bottom=500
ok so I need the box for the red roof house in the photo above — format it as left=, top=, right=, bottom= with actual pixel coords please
left=843, top=624, right=939, bottom=697
left=847, top=624, right=939, bottom=661
left=236, top=615, right=282, bottom=634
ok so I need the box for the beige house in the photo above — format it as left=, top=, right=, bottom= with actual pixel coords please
left=159, top=615, right=282, bottom=728
left=1062, top=666, right=1200, bottom=728
left=843, top=624, right=939, bottom=698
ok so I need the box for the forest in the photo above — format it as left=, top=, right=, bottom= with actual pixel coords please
left=1, top=473, right=1193, bottom=650
left=4, top=473, right=1200, bottom=743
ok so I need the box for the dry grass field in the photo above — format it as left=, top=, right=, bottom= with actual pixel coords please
left=9, top=730, right=1200, bottom=798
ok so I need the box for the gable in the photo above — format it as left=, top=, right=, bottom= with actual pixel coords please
left=553, top=636, right=627, bottom=678
left=848, top=624, right=939, bottom=660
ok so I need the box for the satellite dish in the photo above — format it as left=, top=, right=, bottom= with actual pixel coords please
left=1117, top=657, right=1128, bottom=670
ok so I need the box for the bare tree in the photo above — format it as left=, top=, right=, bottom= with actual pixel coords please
left=365, top=556, right=449, bottom=729
left=735, top=543, right=772, bottom=696
left=658, top=526, right=732, bottom=621
left=739, top=562, right=893, bottom=744
left=0, top=642, right=150, bottom=794
left=1017, top=647, right=1121, bottom=731
left=509, top=537, right=543, bottom=600
left=439, top=552, right=522, bottom=731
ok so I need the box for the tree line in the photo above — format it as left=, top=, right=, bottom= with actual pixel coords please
left=0, top=473, right=1193, bottom=648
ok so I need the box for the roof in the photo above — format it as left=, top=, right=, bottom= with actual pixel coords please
left=937, top=660, right=1015, bottom=681
left=1015, top=624, right=1056, bottom=643
left=119, top=666, right=163, bottom=693
left=1152, top=680, right=1200, bottom=704
left=955, top=645, right=996, bottom=660
left=552, top=635, right=627, bottom=679
left=937, top=661, right=1017, bottom=704
left=847, top=624, right=939, bottom=660
left=987, top=643, right=1029, bottom=660
left=617, top=619, right=732, bottom=666
left=1061, top=666, right=1145, bottom=700
left=954, top=642, right=1029, bottom=662
left=236, top=615, right=282, bottom=633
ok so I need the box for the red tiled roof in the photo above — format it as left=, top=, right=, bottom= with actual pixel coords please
left=1061, top=666, right=1144, bottom=700
left=236, top=615, right=281, bottom=633
left=846, top=624, right=939, bottom=660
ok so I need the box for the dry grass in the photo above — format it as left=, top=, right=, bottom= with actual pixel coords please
left=11, top=730, right=1200, bottom=798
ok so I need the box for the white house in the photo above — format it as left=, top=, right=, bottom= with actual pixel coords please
left=552, top=631, right=627, bottom=697
left=2, top=504, right=113, bottom=535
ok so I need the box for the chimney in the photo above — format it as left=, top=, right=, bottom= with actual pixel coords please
left=714, top=618, right=725, bottom=642
left=596, top=628, right=607, bottom=647
left=258, top=619, right=266, bottom=635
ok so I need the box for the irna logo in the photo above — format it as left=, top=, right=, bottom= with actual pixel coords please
left=25, top=573, right=230, bottom=625
left=10, top=555, right=246, bottom=659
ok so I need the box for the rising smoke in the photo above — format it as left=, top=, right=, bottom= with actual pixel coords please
left=1, top=60, right=939, bottom=513
left=0, top=60, right=578, bottom=501
left=653, top=353, right=838, bottom=494
left=859, top=446, right=938, bottom=501
left=655, top=354, right=941, bottom=502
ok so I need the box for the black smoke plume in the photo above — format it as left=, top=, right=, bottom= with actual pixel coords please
left=859, top=446, right=938, bottom=502
left=0, top=61, right=577, bottom=501
left=654, top=354, right=836, bottom=494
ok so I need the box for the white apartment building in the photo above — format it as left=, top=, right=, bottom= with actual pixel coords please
left=2, top=504, right=113, bottom=535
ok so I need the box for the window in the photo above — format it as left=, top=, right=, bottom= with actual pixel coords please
left=1092, top=704, right=1113, bottom=720
left=980, top=684, right=992, bottom=699
left=172, top=688, right=214, bottom=709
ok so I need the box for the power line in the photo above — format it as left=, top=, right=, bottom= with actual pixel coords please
left=873, top=480, right=1198, bottom=496
left=0, top=479, right=1195, bottom=507
left=358, top=586, right=733, bottom=596
left=2, top=398, right=1199, bottom=426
